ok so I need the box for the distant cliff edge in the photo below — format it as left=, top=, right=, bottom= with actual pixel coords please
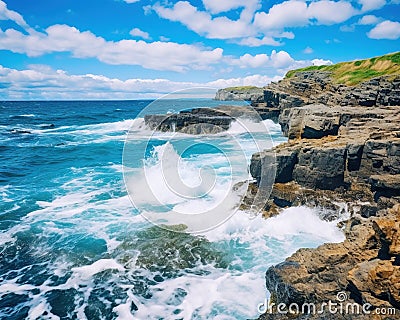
left=214, top=86, right=264, bottom=101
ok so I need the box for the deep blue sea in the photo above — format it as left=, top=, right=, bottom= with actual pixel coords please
left=0, top=100, right=345, bottom=319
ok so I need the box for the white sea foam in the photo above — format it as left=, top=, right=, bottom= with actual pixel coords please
left=130, top=207, right=345, bottom=319
left=70, top=259, right=124, bottom=282
left=227, top=118, right=281, bottom=135
left=2, top=108, right=346, bottom=319
left=14, top=114, right=35, bottom=117
left=204, top=206, right=345, bottom=244
left=125, top=141, right=249, bottom=232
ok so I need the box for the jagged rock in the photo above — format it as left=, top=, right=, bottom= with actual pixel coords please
left=248, top=69, right=400, bottom=320
left=256, top=72, right=400, bottom=111
left=293, top=143, right=347, bottom=190
left=370, top=174, right=400, bottom=199
left=278, top=104, right=341, bottom=139
left=360, top=205, right=378, bottom=218
left=214, top=87, right=264, bottom=101
left=144, top=112, right=232, bottom=134
left=348, top=260, right=400, bottom=309
left=263, top=205, right=400, bottom=319
left=251, top=147, right=299, bottom=184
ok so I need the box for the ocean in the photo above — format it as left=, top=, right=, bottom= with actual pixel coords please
left=0, top=99, right=345, bottom=319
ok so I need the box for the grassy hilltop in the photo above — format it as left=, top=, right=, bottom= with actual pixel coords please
left=286, top=51, right=400, bottom=86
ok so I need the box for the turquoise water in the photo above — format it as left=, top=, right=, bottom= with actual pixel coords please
left=0, top=100, right=345, bottom=319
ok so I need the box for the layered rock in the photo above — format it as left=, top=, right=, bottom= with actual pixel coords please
left=245, top=70, right=400, bottom=319
left=144, top=105, right=273, bottom=134
left=214, top=87, right=264, bottom=101
left=260, top=205, right=400, bottom=319
left=251, top=106, right=400, bottom=197
left=261, top=72, right=400, bottom=111
left=144, top=110, right=232, bottom=134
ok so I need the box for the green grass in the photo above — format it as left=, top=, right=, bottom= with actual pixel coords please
left=285, top=51, right=400, bottom=85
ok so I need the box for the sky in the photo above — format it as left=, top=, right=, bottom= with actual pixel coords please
left=0, top=0, right=399, bottom=100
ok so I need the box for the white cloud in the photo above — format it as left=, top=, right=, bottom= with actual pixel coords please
left=236, top=53, right=270, bottom=68
left=0, top=25, right=223, bottom=72
left=150, top=0, right=369, bottom=46
left=129, top=27, right=150, bottom=39
left=123, top=0, right=140, bottom=3
left=358, top=14, right=380, bottom=25
left=254, top=0, right=357, bottom=30
left=230, top=50, right=296, bottom=70
left=303, top=46, right=313, bottom=54
left=208, top=74, right=282, bottom=88
left=254, top=1, right=309, bottom=30
left=308, top=1, right=356, bottom=25
left=0, top=64, right=281, bottom=99
left=202, top=0, right=248, bottom=14
left=237, top=31, right=294, bottom=47
left=0, top=0, right=30, bottom=29
left=367, top=20, right=400, bottom=39
left=152, top=1, right=256, bottom=39
left=238, top=36, right=282, bottom=47
left=340, top=15, right=380, bottom=32
left=358, top=0, right=386, bottom=11
left=270, top=50, right=295, bottom=68
left=312, top=58, right=333, bottom=66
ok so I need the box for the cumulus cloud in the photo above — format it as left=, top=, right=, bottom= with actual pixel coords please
left=235, top=53, right=270, bottom=68
left=0, top=25, right=223, bottom=72
left=237, top=30, right=294, bottom=47
left=202, top=0, right=250, bottom=14
left=358, top=0, right=386, bottom=11
left=151, top=0, right=363, bottom=44
left=311, top=58, right=333, bottom=66
left=230, top=50, right=299, bottom=70
left=208, top=74, right=282, bottom=88
left=129, top=27, right=150, bottom=39
left=358, top=14, right=380, bottom=25
left=0, top=64, right=282, bottom=100
left=367, top=20, right=400, bottom=39
left=303, top=46, right=314, bottom=54
left=340, top=14, right=381, bottom=32
left=123, top=0, right=140, bottom=3
left=151, top=1, right=256, bottom=39
left=238, top=36, right=282, bottom=47
left=254, top=0, right=357, bottom=30
left=308, top=1, right=356, bottom=25
left=253, top=1, right=307, bottom=30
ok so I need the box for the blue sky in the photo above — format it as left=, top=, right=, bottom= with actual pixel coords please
left=0, top=0, right=399, bottom=99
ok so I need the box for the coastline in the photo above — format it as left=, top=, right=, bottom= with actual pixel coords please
left=142, top=63, right=400, bottom=317
left=235, top=69, right=400, bottom=318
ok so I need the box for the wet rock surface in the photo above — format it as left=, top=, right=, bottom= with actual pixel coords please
left=237, top=71, right=400, bottom=319
left=144, top=108, right=233, bottom=134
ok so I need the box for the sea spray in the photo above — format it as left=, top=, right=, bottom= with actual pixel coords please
left=0, top=100, right=346, bottom=319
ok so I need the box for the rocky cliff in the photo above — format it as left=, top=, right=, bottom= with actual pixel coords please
left=214, top=86, right=264, bottom=101
left=242, top=55, right=400, bottom=319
